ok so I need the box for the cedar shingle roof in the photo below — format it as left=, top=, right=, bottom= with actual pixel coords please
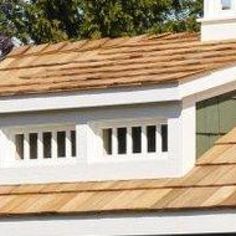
left=0, top=127, right=236, bottom=216
left=1, top=32, right=236, bottom=97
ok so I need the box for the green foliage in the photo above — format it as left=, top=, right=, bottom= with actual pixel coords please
left=0, top=0, right=203, bottom=44
left=80, top=0, right=173, bottom=38
left=154, top=0, right=203, bottom=33
left=0, top=0, right=26, bottom=40
left=23, top=0, right=83, bottom=43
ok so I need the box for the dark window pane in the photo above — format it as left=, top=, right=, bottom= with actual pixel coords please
left=161, top=124, right=168, bottom=152
left=221, top=0, right=231, bottom=10
left=43, top=132, right=52, bottom=158
left=71, top=130, right=76, bottom=157
left=57, top=131, right=66, bottom=158
left=132, top=127, right=141, bottom=153
left=117, top=128, right=127, bottom=154
left=103, top=129, right=112, bottom=155
left=15, top=134, right=24, bottom=160
left=29, top=133, right=38, bottom=159
left=147, top=126, right=156, bottom=153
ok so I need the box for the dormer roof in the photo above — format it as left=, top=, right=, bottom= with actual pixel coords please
left=1, top=32, right=236, bottom=97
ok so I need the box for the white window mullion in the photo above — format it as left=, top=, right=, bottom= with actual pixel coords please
left=37, top=132, right=43, bottom=160
left=24, top=133, right=30, bottom=161
left=156, top=125, right=162, bottom=155
left=52, top=131, right=57, bottom=160
left=127, top=126, right=132, bottom=155
left=141, top=125, right=147, bottom=154
left=66, top=130, right=71, bottom=158
left=112, top=128, right=118, bottom=155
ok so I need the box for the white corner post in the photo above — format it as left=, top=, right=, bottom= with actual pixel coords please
left=0, top=129, right=16, bottom=168
left=180, top=98, right=196, bottom=174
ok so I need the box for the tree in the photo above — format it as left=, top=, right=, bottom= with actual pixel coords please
left=154, top=0, right=203, bottom=33
left=80, top=0, right=175, bottom=38
left=0, top=33, right=14, bottom=58
left=0, top=0, right=27, bottom=42
left=0, top=0, right=83, bottom=44
left=0, top=0, right=203, bottom=44
left=23, top=0, right=83, bottom=43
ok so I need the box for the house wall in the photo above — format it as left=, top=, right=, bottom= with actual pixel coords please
left=196, top=90, right=236, bottom=157
left=0, top=101, right=196, bottom=184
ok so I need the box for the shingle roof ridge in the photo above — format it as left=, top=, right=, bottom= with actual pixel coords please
left=6, top=32, right=199, bottom=58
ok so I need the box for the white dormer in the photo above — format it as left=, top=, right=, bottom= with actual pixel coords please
left=199, top=0, right=236, bottom=41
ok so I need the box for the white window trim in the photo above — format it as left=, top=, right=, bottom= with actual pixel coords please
left=219, top=0, right=236, bottom=17
left=4, top=124, right=77, bottom=168
left=88, top=118, right=169, bottom=162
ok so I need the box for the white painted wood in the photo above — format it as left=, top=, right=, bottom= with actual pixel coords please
left=24, top=133, right=30, bottom=161
left=180, top=98, right=196, bottom=173
left=112, top=128, right=118, bottom=156
left=65, top=130, right=71, bottom=158
left=38, top=132, right=43, bottom=160
left=91, top=119, right=167, bottom=160
left=0, top=65, right=236, bottom=115
left=127, top=127, right=132, bottom=155
left=199, top=0, right=236, bottom=41
left=51, top=131, right=57, bottom=160
left=0, top=84, right=180, bottom=113
left=4, top=125, right=76, bottom=166
left=0, top=101, right=196, bottom=184
left=179, top=66, right=236, bottom=102
left=141, top=125, right=147, bottom=154
left=203, top=0, right=236, bottom=18
left=156, top=124, right=162, bottom=156
left=0, top=130, right=14, bottom=167
left=1, top=210, right=236, bottom=236
left=78, top=124, right=89, bottom=161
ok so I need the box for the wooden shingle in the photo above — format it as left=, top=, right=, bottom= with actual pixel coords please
left=1, top=32, right=236, bottom=97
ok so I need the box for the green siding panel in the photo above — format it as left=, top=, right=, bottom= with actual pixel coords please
left=196, top=134, right=209, bottom=158
left=196, top=90, right=236, bottom=158
left=219, top=97, right=236, bottom=133
left=204, top=98, right=220, bottom=134
left=196, top=101, right=207, bottom=134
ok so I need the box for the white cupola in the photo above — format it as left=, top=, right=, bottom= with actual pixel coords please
left=199, top=0, right=236, bottom=41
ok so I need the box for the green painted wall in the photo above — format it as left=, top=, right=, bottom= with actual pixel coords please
left=196, top=90, right=236, bottom=158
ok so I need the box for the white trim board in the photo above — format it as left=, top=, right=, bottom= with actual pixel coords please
left=198, top=16, right=236, bottom=23
left=0, top=84, right=180, bottom=113
left=1, top=65, right=236, bottom=113
left=1, top=209, right=236, bottom=236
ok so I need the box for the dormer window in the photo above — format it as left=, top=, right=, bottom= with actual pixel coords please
left=9, top=125, right=77, bottom=166
left=91, top=118, right=168, bottom=160
left=221, top=0, right=231, bottom=10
